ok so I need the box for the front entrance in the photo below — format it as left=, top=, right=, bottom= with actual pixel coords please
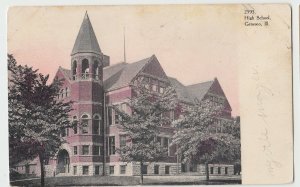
left=56, top=149, right=70, bottom=174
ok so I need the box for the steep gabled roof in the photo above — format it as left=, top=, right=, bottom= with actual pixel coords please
left=59, top=67, right=72, bottom=80
left=186, top=80, right=214, bottom=101
left=103, top=56, right=152, bottom=91
left=71, top=12, right=101, bottom=55
left=168, top=77, right=215, bottom=103
left=168, top=77, right=192, bottom=102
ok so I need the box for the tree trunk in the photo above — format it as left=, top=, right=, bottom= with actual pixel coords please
left=39, top=153, right=45, bottom=187
left=205, top=162, right=209, bottom=181
left=140, top=162, right=144, bottom=184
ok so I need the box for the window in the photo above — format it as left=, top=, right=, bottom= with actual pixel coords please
left=100, top=146, right=104, bottom=156
left=151, top=79, right=158, bottom=92
left=152, top=84, right=158, bottom=92
left=218, top=167, right=221, bottom=174
left=73, top=166, right=77, bottom=175
left=157, top=137, right=162, bottom=146
left=170, top=110, right=175, bottom=121
left=72, top=61, right=77, bottom=80
left=121, top=103, right=127, bottom=113
left=154, top=165, right=159, bottom=174
left=82, top=59, right=89, bottom=79
left=159, top=86, right=164, bottom=94
left=93, top=115, right=100, bottom=134
left=165, top=166, right=170, bottom=174
left=93, top=146, right=100, bottom=155
left=163, top=137, right=169, bottom=155
left=95, top=166, right=100, bottom=175
left=120, top=135, right=126, bottom=148
left=120, top=165, right=126, bottom=174
left=109, top=166, right=114, bottom=175
left=142, top=165, right=148, bottom=174
left=61, top=89, right=64, bottom=99
left=73, top=116, right=78, bottom=134
left=61, top=128, right=66, bottom=137
left=225, top=167, right=228, bottom=175
left=82, top=166, right=89, bottom=175
left=74, top=146, right=78, bottom=155
left=210, top=167, right=214, bottom=174
left=82, top=145, right=89, bottom=155
left=81, top=114, right=89, bottom=134
left=44, top=158, right=49, bottom=165
left=114, top=112, right=119, bottom=124
left=109, top=137, right=116, bottom=155
left=108, top=108, right=112, bottom=125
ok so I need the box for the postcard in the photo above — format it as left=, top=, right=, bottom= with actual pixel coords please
left=7, top=4, right=293, bottom=186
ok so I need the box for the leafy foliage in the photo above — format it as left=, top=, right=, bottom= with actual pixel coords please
left=8, top=54, right=73, bottom=175
left=114, top=84, right=177, bottom=183
left=171, top=99, right=240, bottom=166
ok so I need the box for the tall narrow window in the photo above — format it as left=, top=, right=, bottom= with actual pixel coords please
left=163, top=137, right=169, bottom=156
left=108, top=108, right=112, bottom=125
left=93, top=115, right=100, bottom=134
left=73, top=146, right=78, bottom=155
left=93, top=146, right=100, bottom=155
left=82, top=59, right=89, bottom=79
left=154, top=165, right=159, bottom=174
left=109, top=136, right=116, bottom=155
left=114, top=108, right=120, bottom=125
left=142, top=165, right=148, bottom=174
left=170, top=110, right=175, bottom=121
left=73, top=166, right=77, bottom=175
left=120, top=165, right=126, bottom=174
left=218, top=167, right=221, bottom=174
left=81, top=114, right=89, bottom=134
left=94, top=61, right=99, bottom=80
left=165, top=166, right=170, bottom=174
left=61, top=89, right=64, bottom=99
left=157, top=136, right=162, bottom=146
left=109, top=166, right=114, bottom=175
left=73, top=116, right=78, bottom=134
left=120, top=135, right=126, bottom=148
left=72, top=61, right=77, bottom=80
left=95, top=166, right=100, bottom=175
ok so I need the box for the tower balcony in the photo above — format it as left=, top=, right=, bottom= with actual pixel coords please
left=72, top=73, right=100, bottom=81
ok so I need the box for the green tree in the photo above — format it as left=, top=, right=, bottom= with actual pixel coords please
left=115, top=84, right=177, bottom=184
left=8, top=54, right=73, bottom=187
left=171, top=99, right=240, bottom=181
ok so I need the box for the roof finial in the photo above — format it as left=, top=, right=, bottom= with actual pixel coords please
left=85, top=11, right=88, bottom=18
left=123, top=26, right=126, bottom=63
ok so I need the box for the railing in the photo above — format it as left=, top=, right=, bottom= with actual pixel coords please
left=72, top=74, right=100, bottom=81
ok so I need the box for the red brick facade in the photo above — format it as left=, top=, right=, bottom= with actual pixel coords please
left=20, top=13, right=236, bottom=177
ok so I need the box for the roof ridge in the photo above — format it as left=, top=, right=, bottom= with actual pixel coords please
left=186, top=79, right=214, bottom=87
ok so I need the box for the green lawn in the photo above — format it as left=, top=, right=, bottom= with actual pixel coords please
left=10, top=175, right=241, bottom=186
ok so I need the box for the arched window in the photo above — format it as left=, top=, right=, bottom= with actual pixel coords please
left=82, top=59, right=89, bottom=79
left=92, top=114, right=101, bottom=134
left=81, top=114, right=89, bottom=134
left=73, top=116, right=78, bottom=134
left=72, top=61, right=77, bottom=80
left=94, top=61, right=99, bottom=80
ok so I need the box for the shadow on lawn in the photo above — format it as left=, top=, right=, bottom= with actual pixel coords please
left=11, top=176, right=241, bottom=186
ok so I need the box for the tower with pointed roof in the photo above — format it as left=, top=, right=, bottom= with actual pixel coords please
left=33, top=12, right=238, bottom=178
left=71, top=12, right=103, bottom=81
